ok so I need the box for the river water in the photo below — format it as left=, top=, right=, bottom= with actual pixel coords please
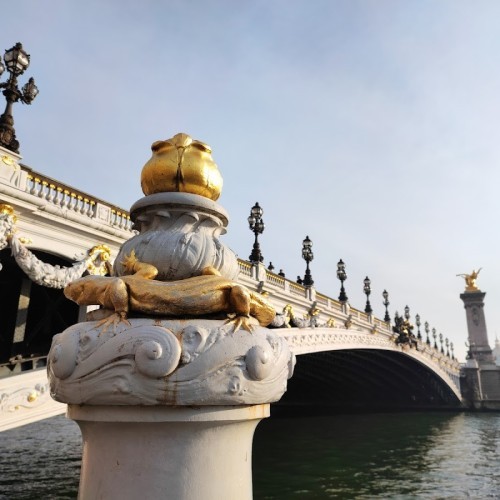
left=1, top=411, right=499, bottom=499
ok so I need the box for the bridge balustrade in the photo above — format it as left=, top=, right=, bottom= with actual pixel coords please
left=237, top=260, right=461, bottom=394
left=19, top=165, right=135, bottom=232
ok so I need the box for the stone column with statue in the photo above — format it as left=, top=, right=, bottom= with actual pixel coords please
left=458, top=268, right=500, bottom=409
left=457, top=268, right=494, bottom=364
left=47, top=133, right=295, bottom=500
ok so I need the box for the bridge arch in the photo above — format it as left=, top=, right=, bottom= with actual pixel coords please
left=276, top=327, right=462, bottom=412
left=0, top=248, right=80, bottom=371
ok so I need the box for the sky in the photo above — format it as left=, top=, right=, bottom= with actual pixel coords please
left=2, top=0, right=500, bottom=360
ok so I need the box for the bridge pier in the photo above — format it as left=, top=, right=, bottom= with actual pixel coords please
left=461, top=290, right=500, bottom=409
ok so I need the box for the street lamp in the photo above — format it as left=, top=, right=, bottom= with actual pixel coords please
left=425, top=321, right=430, bottom=345
left=415, top=314, right=421, bottom=340
left=445, top=337, right=450, bottom=357
left=404, top=305, right=410, bottom=320
left=363, top=277, right=372, bottom=314
left=450, top=342, right=455, bottom=360
left=0, top=43, right=38, bottom=153
left=432, top=328, right=437, bottom=349
left=301, top=235, right=314, bottom=287
left=439, top=333, right=444, bottom=353
left=382, top=290, right=390, bottom=322
left=248, top=202, right=264, bottom=263
left=336, top=259, right=348, bottom=303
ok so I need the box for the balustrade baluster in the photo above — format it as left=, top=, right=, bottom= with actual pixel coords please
left=40, top=180, right=49, bottom=198
left=48, top=184, right=57, bottom=203
left=76, top=195, right=83, bottom=213
left=61, top=190, right=70, bottom=208
left=31, top=177, right=41, bottom=195
left=68, top=193, right=77, bottom=211
left=56, top=187, right=63, bottom=206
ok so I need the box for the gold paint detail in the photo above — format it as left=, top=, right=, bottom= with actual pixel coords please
left=86, top=244, right=112, bottom=276
left=65, top=253, right=275, bottom=331
left=27, top=391, right=38, bottom=403
left=457, top=268, right=482, bottom=292
left=0, top=204, right=15, bottom=217
left=141, top=132, right=223, bottom=201
left=0, top=203, right=18, bottom=224
left=1, top=155, right=15, bottom=166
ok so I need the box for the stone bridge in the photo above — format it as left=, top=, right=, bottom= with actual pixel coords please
left=0, top=150, right=462, bottom=430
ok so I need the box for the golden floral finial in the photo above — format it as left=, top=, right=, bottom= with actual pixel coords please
left=141, top=132, right=223, bottom=201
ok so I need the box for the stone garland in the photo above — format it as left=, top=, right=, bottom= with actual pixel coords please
left=0, top=210, right=110, bottom=287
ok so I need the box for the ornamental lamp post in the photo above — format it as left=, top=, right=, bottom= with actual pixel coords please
left=404, top=305, right=410, bottom=320
left=363, top=276, right=372, bottom=314
left=439, top=333, right=444, bottom=353
left=301, top=235, right=314, bottom=287
left=248, top=202, right=264, bottom=263
left=336, top=259, right=348, bottom=303
left=432, top=328, right=437, bottom=349
left=445, top=337, right=450, bottom=357
left=415, top=314, right=421, bottom=340
left=450, top=342, right=455, bottom=360
left=382, top=290, right=390, bottom=322
left=425, top=321, right=430, bottom=345
left=0, top=43, right=38, bottom=153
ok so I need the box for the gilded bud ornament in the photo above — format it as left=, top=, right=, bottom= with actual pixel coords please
left=141, top=132, right=223, bottom=201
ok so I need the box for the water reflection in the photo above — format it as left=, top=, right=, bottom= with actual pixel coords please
left=252, top=412, right=500, bottom=499
left=0, top=416, right=81, bottom=500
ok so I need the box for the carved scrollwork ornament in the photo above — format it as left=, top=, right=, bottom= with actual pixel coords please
left=48, top=318, right=294, bottom=406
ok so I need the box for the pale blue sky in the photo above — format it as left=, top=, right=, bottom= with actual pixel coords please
left=3, top=1, right=500, bottom=359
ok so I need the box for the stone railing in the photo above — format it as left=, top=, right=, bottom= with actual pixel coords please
left=20, top=165, right=134, bottom=232
left=0, top=364, right=65, bottom=432
left=236, top=261, right=461, bottom=380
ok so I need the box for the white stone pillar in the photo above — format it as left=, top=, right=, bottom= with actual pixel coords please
left=48, top=319, right=294, bottom=500
left=71, top=404, right=268, bottom=500
left=460, top=291, right=495, bottom=364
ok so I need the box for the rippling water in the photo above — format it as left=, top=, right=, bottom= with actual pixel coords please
left=1, top=412, right=499, bottom=499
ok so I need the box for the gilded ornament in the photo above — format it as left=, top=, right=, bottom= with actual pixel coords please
left=141, top=132, right=223, bottom=201
left=86, top=244, right=112, bottom=275
left=0, top=203, right=16, bottom=221
left=27, top=391, right=38, bottom=403
left=1, top=155, right=15, bottom=166
left=457, top=268, right=482, bottom=292
left=64, top=252, right=275, bottom=331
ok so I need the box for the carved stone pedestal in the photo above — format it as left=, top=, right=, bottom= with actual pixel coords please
left=48, top=318, right=294, bottom=499
left=71, top=404, right=268, bottom=500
